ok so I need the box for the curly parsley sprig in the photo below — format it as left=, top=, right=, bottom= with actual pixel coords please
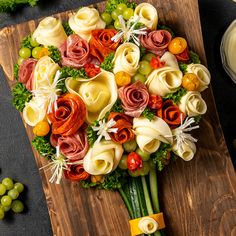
left=163, top=88, right=187, bottom=104
left=48, top=46, right=61, bottom=64
left=100, top=53, right=115, bottom=71
left=59, top=66, right=88, bottom=80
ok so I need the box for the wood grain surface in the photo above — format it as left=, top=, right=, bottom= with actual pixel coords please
left=0, top=0, right=236, bottom=235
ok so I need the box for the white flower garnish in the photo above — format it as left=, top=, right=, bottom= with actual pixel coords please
left=111, top=15, right=147, bottom=46
left=40, top=146, right=83, bottom=184
left=32, top=70, right=63, bottom=113
left=167, top=115, right=199, bottom=151
left=92, top=118, right=118, bottom=143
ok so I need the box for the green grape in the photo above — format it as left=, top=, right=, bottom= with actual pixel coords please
left=139, top=162, right=150, bottom=176
left=132, top=73, right=146, bottom=83
left=1, top=196, right=12, bottom=207
left=11, top=200, right=24, bottom=213
left=1, top=205, right=11, bottom=212
left=123, top=8, right=134, bottom=21
left=17, top=57, right=25, bottom=65
left=14, top=183, right=24, bottom=193
left=117, top=3, right=127, bottom=12
left=30, top=37, right=39, bottom=47
left=111, top=9, right=122, bottom=21
left=2, top=178, right=14, bottom=190
left=119, top=155, right=128, bottom=170
left=19, top=47, right=31, bottom=59
left=0, top=208, right=4, bottom=220
left=8, top=189, right=19, bottom=200
left=143, top=53, right=156, bottom=62
left=138, top=60, right=152, bottom=75
left=101, top=12, right=113, bottom=25
left=0, top=184, right=6, bottom=196
left=114, top=19, right=122, bottom=30
left=136, top=148, right=150, bottom=161
left=32, top=46, right=42, bottom=59
left=123, top=140, right=137, bottom=153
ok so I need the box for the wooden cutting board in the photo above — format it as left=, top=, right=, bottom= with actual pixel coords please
left=0, top=0, right=236, bottom=235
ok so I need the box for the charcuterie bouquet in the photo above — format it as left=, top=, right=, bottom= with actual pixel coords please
left=12, top=0, right=211, bottom=235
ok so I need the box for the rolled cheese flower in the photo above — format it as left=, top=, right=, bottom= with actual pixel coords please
left=138, top=217, right=158, bottom=234
left=160, top=51, right=179, bottom=70
left=68, top=7, right=105, bottom=41
left=32, top=17, right=67, bottom=47
left=133, top=116, right=173, bottom=154
left=66, top=70, right=117, bottom=123
left=33, top=56, right=60, bottom=90
left=187, top=64, right=211, bottom=91
left=134, top=3, right=158, bottom=30
left=145, top=66, right=182, bottom=96
left=83, top=140, right=123, bottom=175
left=23, top=97, right=47, bottom=126
left=172, top=139, right=196, bottom=161
left=113, top=42, right=140, bottom=76
left=179, top=91, right=207, bottom=117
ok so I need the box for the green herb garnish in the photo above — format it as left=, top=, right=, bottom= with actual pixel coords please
left=178, top=62, right=188, bottom=74
left=158, top=24, right=175, bottom=37
left=32, top=136, right=56, bottom=159
left=163, top=88, right=187, bottom=104
left=100, top=53, right=115, bottom=71
left=105, top=0, right=136, bottom=13
left=87, top=120, right=99, bottom=147
left=194, top=115, right=202, bottom=124
left=12, top=82, right=32, bottom=112
left=13, top=63, right=19, bottom=80
left=48, top=46, right=61, bottom=64
left=111, top=99, right=124, bottom=113
left=189, top=50, right=201, bottom=64
left=20, top=34, right=33, bottom=49
left=0, top=0, right=39, bottom=13
left=62, top=22, right=74, bottom=36
left=56, top=79, right=68, bottom=94
left=59, top=66, right=88, bottom=80
left=142, top=107, right=155, bottom=121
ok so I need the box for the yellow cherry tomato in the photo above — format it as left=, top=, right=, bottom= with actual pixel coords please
left=168, top=37, right=188, bottom=54
left=38, top=47, right=50, bottom=59
left=91, top=175, right=105, bottom=183
left=182, top=73, right=200, bottom=91
left=115, top=71, right=131, bottom=87
left=33, top=121, right=50, bottom=136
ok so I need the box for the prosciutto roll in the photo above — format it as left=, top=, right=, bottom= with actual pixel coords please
left=59, top=34, right=90, bottom=69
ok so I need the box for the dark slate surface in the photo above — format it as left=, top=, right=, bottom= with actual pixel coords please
left=0, top=0, right=235, bottom=235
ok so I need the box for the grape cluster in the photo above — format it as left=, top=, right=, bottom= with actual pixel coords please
left=0, top=178, right=25, bottom=220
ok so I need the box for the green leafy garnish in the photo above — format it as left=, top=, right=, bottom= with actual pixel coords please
left=87, top=120, right=99, bottom=147
left=59, top=66, right=88, bottom=80
left=142, top=107, right=155, bottom=121
left=163, top=88, right=187, bottom=104
left=81, top=168, right=127, bottom=190
left=62, top=22, right=74, bottom=36
left=12, top=82, right=32, bottom=112
left=48, top=46, right=61, bottom=64
left=100, top=53, right=115, bottom=71
left=0, top=0, right=39, bottom=13
left=20, top=34, right=33, bottom=49
left=139, top=46, right=146, bottom=58
left=111, top=99, right=124, bottom=113
left=194, top=115, right=202, bottom=124
left=158, top=24, right=175, bottom=37
left=178, top=62, right=188, bottom=74
left=189, top=50, right=201, bottom=64
left=13, top=63, right=19, bottom=80
left=56, top=79, right=68, bottom=94
left=32, top=136, right=56, bottom=159
left=105, top=0, right=136, bottom=13
left=151, top=143, right=172, bottom=171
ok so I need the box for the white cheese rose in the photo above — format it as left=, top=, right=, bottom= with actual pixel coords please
left=83, top=140, right=123, bottom=175
left=113, top=42, right=140, bottom=76
left=133, top=116, right=173, bottom=154
left=187, top=64, right=211, bottom=91
left=179, top=91, right=207, bottom=117
left=160, top=52, right=179, bottom=70
left=32, top=17, right=67, bottom=47
left=145, top=66, right=182, bottom=96
left=68, top=7, right=105, bottom=41
left=134, top=3, right=158, bottom=30
left=66, top=70, right=117, bottom=123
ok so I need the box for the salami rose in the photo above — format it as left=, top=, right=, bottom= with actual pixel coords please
left=48, top=93, right=86, bottom=136
left=18, top=58, right=37, bottom=91
left=64, top=165, right=90, bottom=182
left=108, top=112, right=134, bottom=144
left=140, top=30, right=172, bottom=56
left=118, top=81, right=149, bottom=117
left=157, top=100, right=185, bottom=128
left=59, top=34, right=90, bottom=69
left=89, top=29, right=120, bottom=62
left=50, top=125, right=89, bottom=160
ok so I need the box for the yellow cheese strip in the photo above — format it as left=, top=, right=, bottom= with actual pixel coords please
left=129, top=213, right=165, bottom=236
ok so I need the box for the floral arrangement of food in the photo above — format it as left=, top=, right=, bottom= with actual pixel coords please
left=11, top=0, right=211, bottom=235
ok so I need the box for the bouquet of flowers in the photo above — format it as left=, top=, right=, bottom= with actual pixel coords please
left=12, top=0, right=211, bottom=235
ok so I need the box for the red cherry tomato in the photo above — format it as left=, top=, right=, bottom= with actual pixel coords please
left=148, top=95, right=163, bottom=110
left=127, top=152, right=143, bottom=171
